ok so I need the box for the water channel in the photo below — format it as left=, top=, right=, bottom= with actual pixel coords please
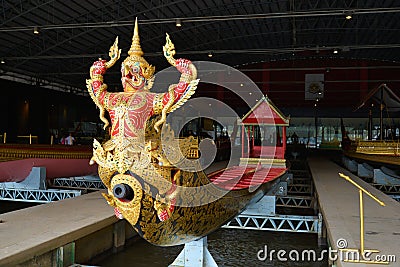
left=92, top=228, right=328, bottom=267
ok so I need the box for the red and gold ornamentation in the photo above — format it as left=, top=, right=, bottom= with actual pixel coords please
left=87, top=18, right=199, bottom=225
left=86, top=19, right=287, bottom=247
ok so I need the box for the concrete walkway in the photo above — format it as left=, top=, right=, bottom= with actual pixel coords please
left=0, top=191, right=116, bottom=266
left=308, top=157, right=400, bottom=267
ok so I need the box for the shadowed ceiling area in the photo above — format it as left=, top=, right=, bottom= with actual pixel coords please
left=0, top=0, right=400, bottom=96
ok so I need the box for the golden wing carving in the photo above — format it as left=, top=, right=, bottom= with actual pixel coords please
left=168, top=79, right=200, bottom=113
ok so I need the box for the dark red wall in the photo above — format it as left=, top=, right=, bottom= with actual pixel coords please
left=246, top=58, right=400, bottom=108
left=195, top=58, right=400, bottom=117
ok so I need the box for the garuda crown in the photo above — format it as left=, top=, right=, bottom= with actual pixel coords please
left=123, top=18, right=155, bottom=80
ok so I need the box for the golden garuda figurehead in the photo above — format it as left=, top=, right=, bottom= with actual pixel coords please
left=121, top=18, right=156, bottom=92
left=87, top=17, right=201, bottom=228
left=87, top=17, right=197, bottom=134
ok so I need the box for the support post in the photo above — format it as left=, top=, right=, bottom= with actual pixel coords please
left=113, top=220, right=126, bottom=253
left=55, top=242, right=75, bottom=267
left=241, top=195, right=276, bottom=216
left=3, top=167, right=47, bottom=190
left=368, top=108, right=373, bottom=140
left=169, top=237, right=218, bottom=267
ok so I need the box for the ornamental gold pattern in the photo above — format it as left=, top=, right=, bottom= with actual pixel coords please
left=105, top=173, right=143, bottom=226
left=0, top=144, right=92, bottom=160
left=87, top=19, right=285, bottom=246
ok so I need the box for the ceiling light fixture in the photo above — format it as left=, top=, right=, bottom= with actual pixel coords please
left=333, top=49, right=338, bottom=54
left=0, top=59, right=5, bottom=64
left=345, top=11, right=353, bottom=20
left=208, top=51, right=213, bottom=57
left=175, top=18, right=182, bottom=27
left=33, top=26, right=40, bottom=34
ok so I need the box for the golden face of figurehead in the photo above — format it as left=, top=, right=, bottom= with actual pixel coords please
left=121, top=57, right=155, bottom=92
left=121, top=61, right=145, bottom=92
left=121, top=18, right=156, bottom=93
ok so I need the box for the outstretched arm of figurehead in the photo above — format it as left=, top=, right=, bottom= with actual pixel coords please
left=86, top=37, right=121, bottom=128
left=153, top=34, right=198, bottom=131
left=87, top=37, right=121, bottom=101
left=162, top=33, right=197, bottom=91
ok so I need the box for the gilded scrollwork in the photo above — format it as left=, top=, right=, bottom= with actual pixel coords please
left=86, top=19, right=282, bottom=247
left=102, top=174, right=143, bottom=226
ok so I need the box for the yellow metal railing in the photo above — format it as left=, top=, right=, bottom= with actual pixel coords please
left=338, top=173, right=388, bottom=264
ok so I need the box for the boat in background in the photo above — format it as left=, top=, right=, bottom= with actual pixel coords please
left=0, top=144, right=97, bottom=182
left=341, top=84, right=400, bottom=168
left=341, top=137, right=400, bottom=167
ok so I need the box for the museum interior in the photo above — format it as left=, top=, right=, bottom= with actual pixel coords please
left=0, top=1, right=399, bottom=146
left=0, top=2, right=399, bottom=267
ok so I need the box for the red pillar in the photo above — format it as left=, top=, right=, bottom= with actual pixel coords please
left=252, top=125, right=255, bottom=147
left=282, top=126, right=287, bottom=159
left=241, top=125, right=245, bottom=158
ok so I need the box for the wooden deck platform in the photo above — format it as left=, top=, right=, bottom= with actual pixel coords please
left=0, top=191, right=119, bottom=266
left=308, top=156, right=400, bottom=266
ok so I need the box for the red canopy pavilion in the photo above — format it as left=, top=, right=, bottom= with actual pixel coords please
left=239, top=95, right=290, bottom=168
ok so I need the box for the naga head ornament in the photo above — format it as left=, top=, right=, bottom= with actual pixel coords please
left=121, top=18, right=155, bottom=92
